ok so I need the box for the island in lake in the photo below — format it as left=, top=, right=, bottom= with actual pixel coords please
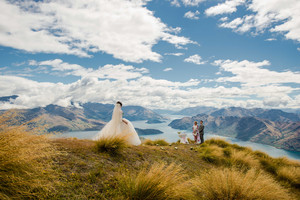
left=146, top=119, right=164, bottom=124
left=136, top=128, right=163, bottom=135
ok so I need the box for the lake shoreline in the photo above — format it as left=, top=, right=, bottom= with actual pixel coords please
left=56, top=114, right=300, bottom=161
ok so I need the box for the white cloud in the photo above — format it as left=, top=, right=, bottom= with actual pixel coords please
left=162, top=33, right=197, bottom=49
left=170, top=0, right=181, bottom=7
left=182, top=0, right=206, bottom=6
left=209, top=0, right=300, bottom=42
left=1, top=63, right=299, bottom=110
left=214, top=59, right=300, bottom=87
left=170, top=0, right=205, bottom=7
left=213, top=59, right=300, bottom=108
left=205, top=0, right=246, bottom=16
left=164, top=53, right=184, bottom=56
left=219, top=17, right=229, bottom=22
left=219, top=18, right=243, bottom=29
left=37, top=59, right=148, bottom=80
left=28, top=60, right=38, bottom=66
left=0, top=0, right=195, bottom=63
left=184, top=10, right=200, bottom=20
left=0, top=75, right=205, bottom=110
left=163, top=68, right=173, bottom=72
left=265, top=38, right=277, bottom=41
left=297, top=47, right=300, bottom=51
left=167, top=27, right=182, bottom=34
left=1, top=58, right=299, bottom=110
left=184, top=54, right=206, bottom=65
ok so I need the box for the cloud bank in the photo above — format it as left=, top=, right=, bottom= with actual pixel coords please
left=1, top=59, right=299, bottom=110
left=205, top=0, right=300, bottom=42
left=0, top=0, right=195, bottom=63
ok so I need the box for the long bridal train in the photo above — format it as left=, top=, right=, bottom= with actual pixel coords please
left=93, top=102, right=141, bottom=146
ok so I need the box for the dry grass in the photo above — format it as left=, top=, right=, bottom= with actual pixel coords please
left=230, top=150, right=260, bottom=170
left=277, top=166, right=300, bottom=188
left=252, top=150, right=271, bottom=159
left=143, top=139, right=169, bottom=146
left=0, top=110, right=57, bottom=199
left=119, top=162, right=195, bottom=200
left=95, top=135, right=128, bottom=155
left=197, top=144, right=227, bottom=165
left=193, top=168, right=292, bottom=200
left=1, top=112, right=299, bottom=200
left=206, top=138, right=231, bottom=148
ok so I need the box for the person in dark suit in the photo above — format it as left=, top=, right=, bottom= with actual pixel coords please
left=199, top=120, right=205, bottom=144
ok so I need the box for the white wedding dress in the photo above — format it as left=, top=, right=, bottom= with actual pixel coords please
left=93, top=103, right=141, bottom=146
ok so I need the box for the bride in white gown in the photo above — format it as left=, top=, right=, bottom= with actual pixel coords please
left=93, top=101, right=141, bottom=146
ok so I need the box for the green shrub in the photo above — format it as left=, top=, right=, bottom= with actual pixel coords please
left=119, top=162, right=195, bottom=200
left=95, top=136, right=127, bottom=155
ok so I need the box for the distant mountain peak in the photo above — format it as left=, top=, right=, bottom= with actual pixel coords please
left=0, top=95, right=18, bottom=102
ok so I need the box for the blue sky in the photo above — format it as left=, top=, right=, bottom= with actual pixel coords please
left=0, top=0, right=299, bottom=110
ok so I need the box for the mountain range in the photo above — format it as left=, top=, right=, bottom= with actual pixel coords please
left=0, top=96, right=164, bottom=133
left=1, top=95, right=299, bottom=151
left=169, top=107, right=300, bottom=151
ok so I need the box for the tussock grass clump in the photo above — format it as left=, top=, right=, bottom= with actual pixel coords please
left=143, top=139, right=169, bottom=146
left=222, top=147, right=232, bottom=157
left=143, top=139, right=154, bottom=145
left=259, top=158, right=279, bottom=175
left=95, top=135, right=127, bottom=155
left=0, top=111, right=57, bottom=199
left=252, top=150, right=271, bottom=159
left=193, top=168, right=292, bottom=200
left=230, top=150, right=259, bottom=170
left=119, top=162, right=195, bottom=200
left=231, top=143, right=248, bottom=151
left=198, top=145, right=224, bottom=165
left=274, top=157, right=300, bottom=167
left=277, top=166, right=300, bottom=188
left=206, top=138, right=230, bottom=148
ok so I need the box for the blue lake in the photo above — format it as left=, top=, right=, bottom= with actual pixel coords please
left=56, top=114, right=300, bottom=161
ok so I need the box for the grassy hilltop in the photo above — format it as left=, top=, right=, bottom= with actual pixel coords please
left=1, top=112, right=300, bottom=200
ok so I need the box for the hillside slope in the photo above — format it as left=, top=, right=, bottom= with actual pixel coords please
left=169, top=114, right=300, bottom=151
left=44, top=138, right=300, bottom=199
left=1, top=116, right=299, bottom=200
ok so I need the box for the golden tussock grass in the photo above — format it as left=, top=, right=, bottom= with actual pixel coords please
left=118, top=162, right=195, bottom=200
left=95, top=135, right=128, bottom=155
left=197, top=144, right=226, bottom=165
left=274, top=157, right=300, bottom=167
left=193, top=168, right=292, bottom=200
left=0, top=111, right=57, bottom=199
left=230, top=150, right=260, bottom=170
left=206, top=138, right=231, bottom=148
left=277, top=166, right=300, bottom=188
left=143, top=139, right=169, bottom=146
